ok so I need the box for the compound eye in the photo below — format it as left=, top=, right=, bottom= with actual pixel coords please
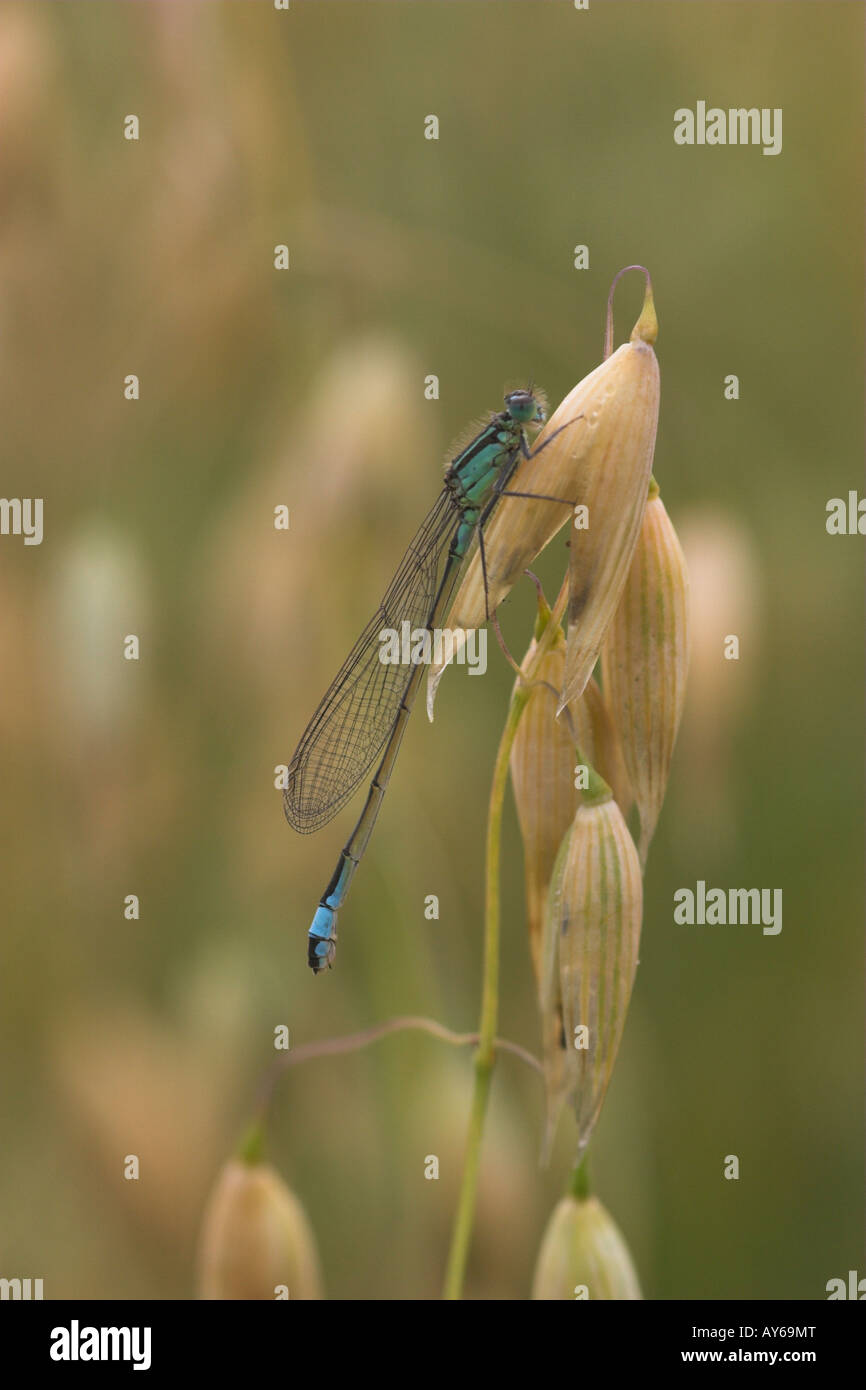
left=505, top=390, right=535, bottom=423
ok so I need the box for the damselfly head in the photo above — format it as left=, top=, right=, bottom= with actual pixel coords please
left=505, top=387, right=547, bottom=427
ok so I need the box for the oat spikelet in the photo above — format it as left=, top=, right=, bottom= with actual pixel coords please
left=198, top=1157, right=324, bottom=1300
left=560, top=285, right=660, bottom=710
left=531, top=1194, right=642, bottom=1300
left=510, top=636, right=632, bottom=1008
left=510, top=624, right=577, bottom=987
left=543, top=765, right=643, bottom=1162
left=601, top=477, right=689, bottom=867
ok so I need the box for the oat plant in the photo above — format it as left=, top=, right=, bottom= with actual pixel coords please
left=439, top=267, right=689, bottom=1299
left=198, top=267, right=689, bottom=1302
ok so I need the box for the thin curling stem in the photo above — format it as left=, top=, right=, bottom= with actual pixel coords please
left=604, top=264, right=653, bottom=360
left=523, top=568, right=548, bottom=607
left=254, top=1015, right=543, bottom=1118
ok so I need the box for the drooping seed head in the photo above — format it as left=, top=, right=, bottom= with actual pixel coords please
left=601, top=480, right=689, bottom=868
left=560, top=284, right=660, bottom=710
left=510, top=623, right=578, bottom=988
left=540, top=778, right=643, bottom=1161
left=531, top=1194, right=642, bottom=1300
left=197, top=1156, right=324, bottom=1300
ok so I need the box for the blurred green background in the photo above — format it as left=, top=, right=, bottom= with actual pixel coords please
left=0, top=0, right=862, bottom=1300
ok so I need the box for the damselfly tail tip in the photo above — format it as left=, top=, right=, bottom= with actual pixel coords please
left=308, top=941, right=336, bottom=974
left=308, top=906, right=338, bottom=973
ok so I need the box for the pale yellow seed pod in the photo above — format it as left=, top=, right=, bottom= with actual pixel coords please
left=510, top=624, right=577, bottom=987
left=510, top=612, right=632, bottom=994
left=560, top=289, right=660, bottom=710
left=426, top=287, right=659, bottom=721
left=198, top=1158, right=324, bottom=1300
left=513, top=660, right=632, bottom=1159
left=543, top=769, right=642, bottom=1162
left=601, top=479, right=689, bottom=867
left=531, top=1194, right=642, bottom=1300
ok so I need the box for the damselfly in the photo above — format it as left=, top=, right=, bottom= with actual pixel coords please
left=284, top=386, right=577, bottom=972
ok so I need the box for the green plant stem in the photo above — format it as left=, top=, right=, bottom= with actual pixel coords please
left=443, top=575, right=570, bottom=1301
left=442, top=687, right=528, bottom=1299
left=570, top=1154, right=591, bottom=1201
